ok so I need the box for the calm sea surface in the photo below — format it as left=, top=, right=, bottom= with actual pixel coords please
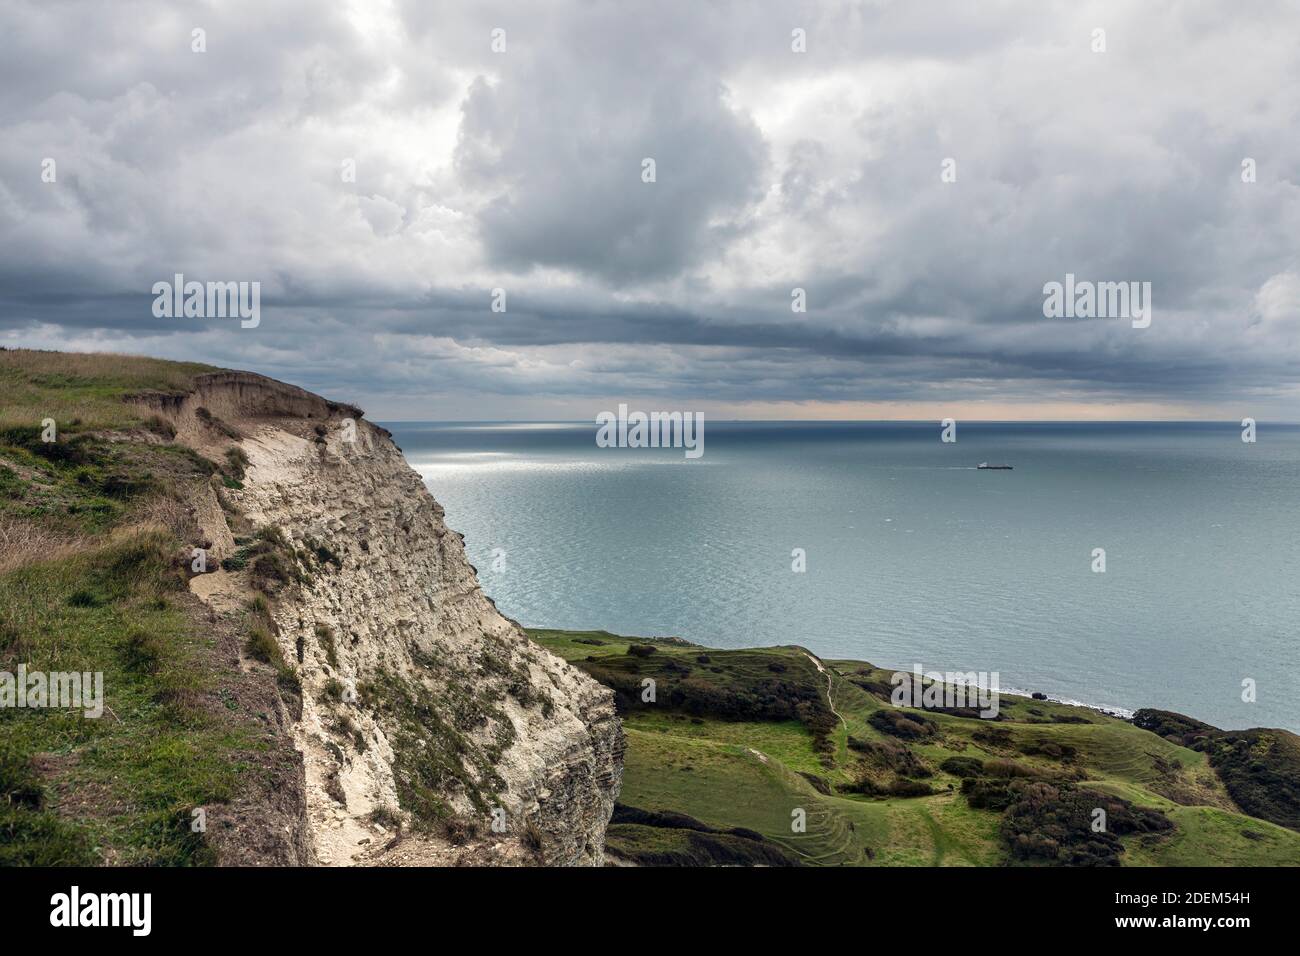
left=384, top=421, right=1299, bottom=732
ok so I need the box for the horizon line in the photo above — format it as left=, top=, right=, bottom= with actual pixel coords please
left=371, top=417, right=1300, bottom=426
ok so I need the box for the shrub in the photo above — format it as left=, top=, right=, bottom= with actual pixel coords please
left=1001, top=780, right=1171, bottom=866
left=868, top=708, right=936, bottom=740
left=984, top=758, right=1040, bottom=779
left=254, top=524, right=288, bottom=549
left=973, top=726, right=1015, bottom=749
left=1132, top=708, right=1216, bottom=746
left=887, top=778, right=935, bottom=797
left=245, top=626, right=282, bottom=665
left=850, top=738, right=932, bottom=777
left=522, top=818, right=545, bottom=856
left=250, top=552, right=289, bottom=591
left=1202, top=730, right=1300, bottom=830
left=306, top=538, right=341, bottom=568
left=223, top=447, right=248, bottom=478
left=962, top=777, right=1016, bottom=811
left=1020, top=739, right=1077, bottom=761
left=143, top=415, right=176, bottom=439
left=369, top=806, right=402, bottom=830
left=443, top=815, right=481, bottom=846
left=941, top=756, right=986, bottom=778
left=843, top=773, right=934, bottom=798
left=276, top=665, right=302, bottom=694
left=627, top=644, right=656, bottom=657
left=316, top=624, right=339, bottom=668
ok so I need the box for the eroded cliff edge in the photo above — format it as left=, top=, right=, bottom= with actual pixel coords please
left=135, top=371, right=623, bottom=866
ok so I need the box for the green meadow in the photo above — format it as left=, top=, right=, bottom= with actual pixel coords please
left=532, top=628, right=1300, bottom=867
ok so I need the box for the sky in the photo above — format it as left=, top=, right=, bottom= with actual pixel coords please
left=1, top=0, right=1297, bottom=421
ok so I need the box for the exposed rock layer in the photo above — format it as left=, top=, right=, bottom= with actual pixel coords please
left=138, top=371, right=623, bottom=865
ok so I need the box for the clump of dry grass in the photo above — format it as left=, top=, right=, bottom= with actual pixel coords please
left=0, top=516, right=178, bottom=577
left=0, top=515, right=91, bottom=575
left=133, top=485, right=198, bottom=540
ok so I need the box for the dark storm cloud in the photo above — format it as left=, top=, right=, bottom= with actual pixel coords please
left=1, top=0, right=1298, bottom=418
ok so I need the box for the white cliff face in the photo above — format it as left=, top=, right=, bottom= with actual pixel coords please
left=145, top=372, right=622, bottom=866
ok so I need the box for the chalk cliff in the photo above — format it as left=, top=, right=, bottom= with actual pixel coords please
left=134, top=371, right=623, bottom=866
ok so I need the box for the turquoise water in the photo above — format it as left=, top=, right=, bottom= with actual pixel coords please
left=386, top=421, right=1300, bottom=732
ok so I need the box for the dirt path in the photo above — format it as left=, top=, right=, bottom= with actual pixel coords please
left=805, top=651, right=846, bottom=731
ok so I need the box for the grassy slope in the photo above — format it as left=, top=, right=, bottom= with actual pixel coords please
left=0, top=348, right=216, bottom=431
left=533, top=629, right=1300, bottom=867
left=0, top=349, right=289, bottom=865
left=1, top=532, right=254, bottom=864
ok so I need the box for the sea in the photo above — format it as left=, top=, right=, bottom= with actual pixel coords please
left=383, top=421, right=1300, bottom=733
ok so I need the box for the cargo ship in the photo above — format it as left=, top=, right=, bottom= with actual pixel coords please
left=977, top=462, right=1013, bottom=470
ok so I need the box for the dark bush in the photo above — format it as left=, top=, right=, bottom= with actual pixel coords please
left=961, top=777, right=1016, bottom=811
left=973, top=726, right=1015, bottom=749
left=1202, top=730, right=1300, bottom=831
left=1020, top=739, right=1077, bottom=761
left=1132, top=708, right=1217, bottom=746
left=941, top=756, right=986, bottom=778
left=250, top=552, right=290, bottom=591
left=844, top=774, right=934, bottom=798
left=850, top=738, right=932, bottom=778
left=868, top=708, right=936, bottom=740
left=1001, top=780, right=1171, bottom=866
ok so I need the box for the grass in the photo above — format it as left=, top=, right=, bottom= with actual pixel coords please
left=532, top=629, right=1300, bottom=867
left=0, top=531, right=253, bottom=864
left=0, top=348, right=216, bottom=432
left=0, top=410, right=222, bottom=576
left=0, top=349, right=294, bottom=866
left=356, top=668, right=511, bottom=826
left=533, top=628, right=837, bottom=754
left=606, top=810, right=799, bottom=866
left=1124, top=805, right=1300, bottom=866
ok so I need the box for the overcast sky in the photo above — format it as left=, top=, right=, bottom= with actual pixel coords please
left=1, top=0, right=1297, bottom=420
